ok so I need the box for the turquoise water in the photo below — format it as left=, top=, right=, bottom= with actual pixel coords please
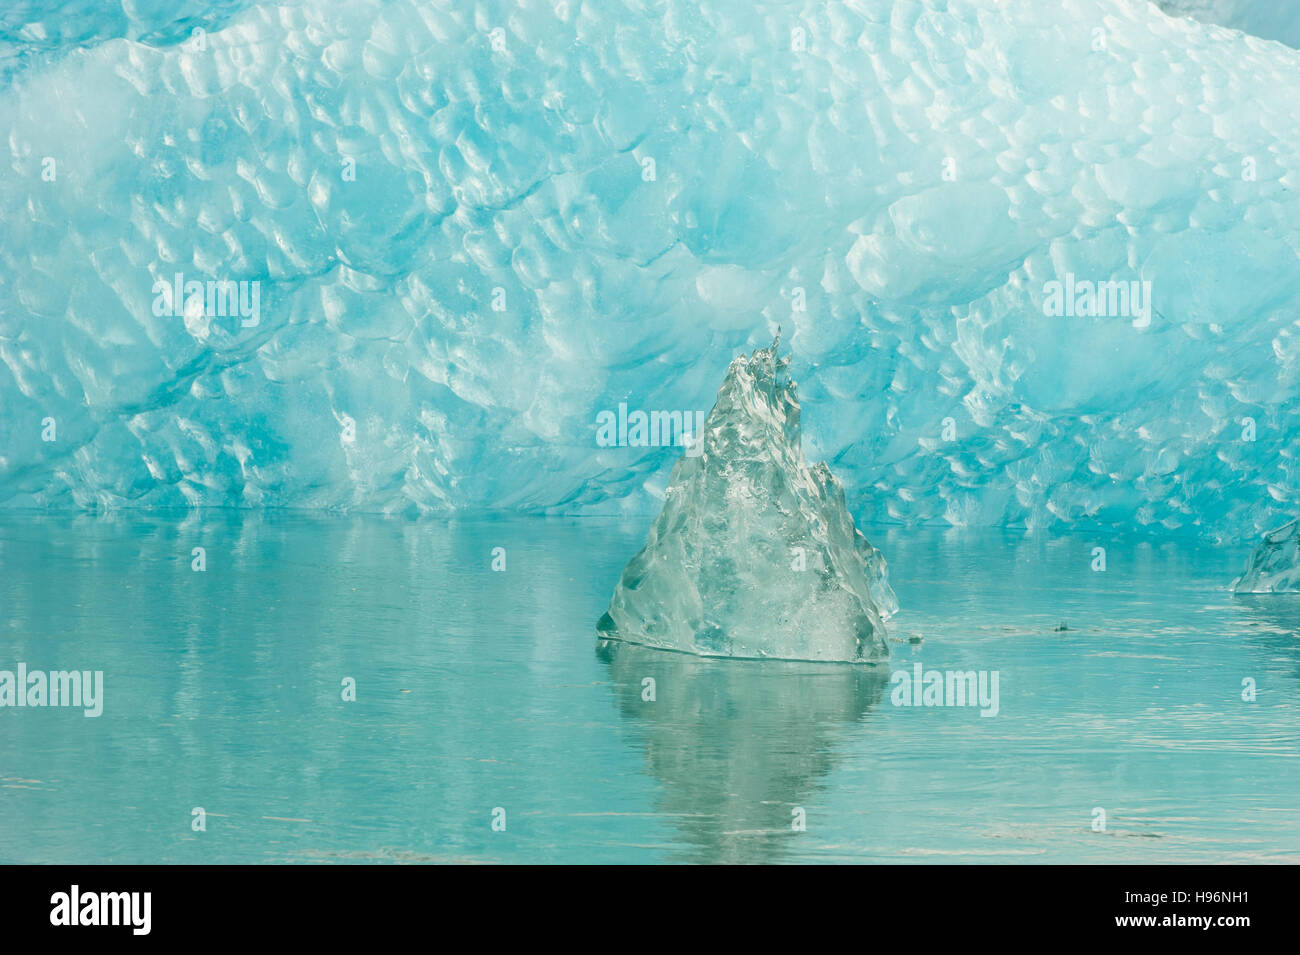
left=1, top=513, right=1297, bottom=864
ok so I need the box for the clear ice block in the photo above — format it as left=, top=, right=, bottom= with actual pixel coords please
left=1233, top=519, right=1300, bottom=593
left=597, top=336, right=897, bottom=663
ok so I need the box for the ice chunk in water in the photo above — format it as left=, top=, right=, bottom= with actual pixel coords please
left=597, top=335, right=896, bottom=663
left=1233, top=519, right=1300, bottom=593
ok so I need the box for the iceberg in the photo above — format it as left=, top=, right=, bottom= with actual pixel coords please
left=1232, top=520, right=1300, bottom=593
left=596, top=336, right=897, bottom=663
left=2, top=0, right=1300, bottom=543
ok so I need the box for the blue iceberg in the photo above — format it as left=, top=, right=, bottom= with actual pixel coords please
left=0, top=0, right=1298, bottom=545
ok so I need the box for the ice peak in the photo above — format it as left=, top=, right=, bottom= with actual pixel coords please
left=597, top=337, right=897, bottom=663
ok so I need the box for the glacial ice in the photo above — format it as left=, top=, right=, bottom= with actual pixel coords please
left=596, top=337, right=897, bottom=663
left=1155, top=1, right=1300, bottom=49
left=2, top=0, right=1300, bottom=543
left=1232, top=520, right=1300, bottom=593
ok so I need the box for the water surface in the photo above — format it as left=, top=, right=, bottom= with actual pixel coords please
left=1, top=513, right=1297, bottom=863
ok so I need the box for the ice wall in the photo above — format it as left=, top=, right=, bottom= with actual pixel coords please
left=2, top=0, right=1299, bottom=540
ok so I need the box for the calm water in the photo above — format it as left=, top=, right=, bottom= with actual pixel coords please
left=1, top=512, right=1297, bottom=863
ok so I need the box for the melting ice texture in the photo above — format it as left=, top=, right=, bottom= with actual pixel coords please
left=1233, top=519, right=1300, bottom=593
left=597, top=338, right=897, bottom=663
left=1155, top=1, right=1300, bottom=49
left=2, top=0, right=1300, bottom=542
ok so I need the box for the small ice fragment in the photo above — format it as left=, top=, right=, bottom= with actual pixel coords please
left=1233, top=519, right=1300, bottom=593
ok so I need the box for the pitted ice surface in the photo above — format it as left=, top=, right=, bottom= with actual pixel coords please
left=1, top=0, right=1299, bottom=543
